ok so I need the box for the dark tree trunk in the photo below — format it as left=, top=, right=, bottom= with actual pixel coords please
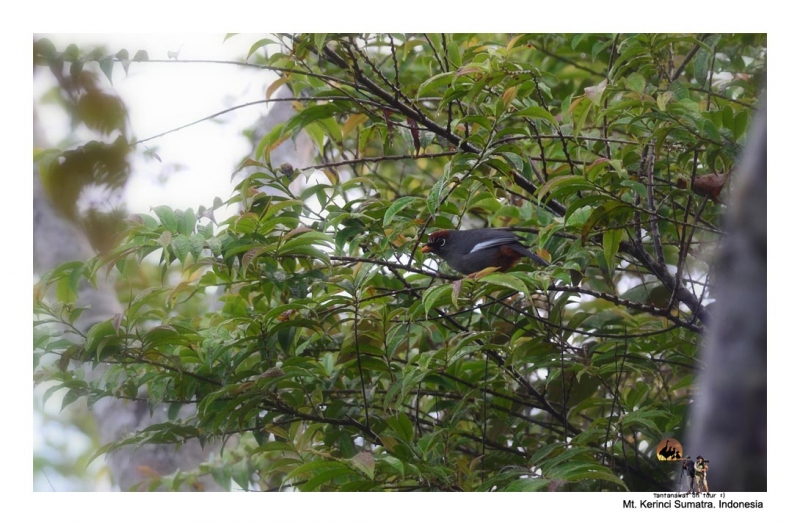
left=686, top=91, right=767, bottom=491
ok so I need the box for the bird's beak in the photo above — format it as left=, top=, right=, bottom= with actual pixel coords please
left=421, top=245, right=432, bottom=253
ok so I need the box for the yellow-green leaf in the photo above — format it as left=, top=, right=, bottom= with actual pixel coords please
left=603, top=228, right=623, bottom=272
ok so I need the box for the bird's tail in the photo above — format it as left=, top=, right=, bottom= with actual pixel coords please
left=509, top=244, right=550, bottom=267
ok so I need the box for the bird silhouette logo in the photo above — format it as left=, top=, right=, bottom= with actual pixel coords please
left=656, top=438, right=684, bottom=461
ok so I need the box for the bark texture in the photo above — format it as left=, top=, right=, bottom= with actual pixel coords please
left=686, top=92, right=767, bottom=491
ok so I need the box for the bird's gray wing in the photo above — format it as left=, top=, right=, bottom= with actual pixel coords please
left=465, top=232, right=522, bottom=254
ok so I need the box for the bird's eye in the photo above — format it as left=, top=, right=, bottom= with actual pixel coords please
left=436, top=238, right=446, bottom=247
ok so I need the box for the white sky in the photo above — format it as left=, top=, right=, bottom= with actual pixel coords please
left=34, top=33, right=281, bottom=220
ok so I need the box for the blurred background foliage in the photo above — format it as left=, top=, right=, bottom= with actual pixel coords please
left=33, top=33, right=765, bottom=491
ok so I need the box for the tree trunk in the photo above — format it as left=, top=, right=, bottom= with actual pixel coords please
left=686, top=91, right=767, bottom=491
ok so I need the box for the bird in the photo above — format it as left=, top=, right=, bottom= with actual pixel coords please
left=421, top=228, right=549, bottom=277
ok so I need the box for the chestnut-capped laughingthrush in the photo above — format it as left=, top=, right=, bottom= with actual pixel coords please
left=421, top=228, right=549, bottom=275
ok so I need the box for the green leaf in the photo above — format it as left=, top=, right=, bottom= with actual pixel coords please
left=569, top=97, right=592, bottom=137
left=278, top=233, right=333, bottom=265
left=625, top=73, right=646, bottom=95
left=619, top=180, right=648, bottom=200
left=446, top=39, right=462, bottom=68
left=480, top=272, right=531, bottom=303
left=383, top=196, right=423, bottom=227
left=285, top=104, right=340, bottom=139
left=734, top=110, right=750, bottom=141
left=153, top=205, right=177, bottom=232
left=427, top=171, right=452, bottom=216
left=694, top=48, right=710, bottom=84
left=612, top=42, right=647, bottom=79
left=700, top=117, right=721, bottom=143
left=61, top=388, right=83, bottom=412
left=189, top=233, right=205, bottom=261
left=509, top=105, right=559, bottom=128
left=231, top=458, right=251, bottom=489
left=502, top=477, right=550, bottom=492
left=313, top=34, right=328, bottom=53
left=141, top=325, right=193, bottom=349
left=280, top=230, right=334, bottom=248
left=260, top=199, right=305, bottom=220
left=378, top=456, right=405, bottom=477
left=176, top=208, right=196, bottom=236
left=417, top=71, right=455, bottom=98
left=668, top=80, right=690, bottom=100
left=99, top=57, right=114, bottom=84
left=301, top=464, right=356, bottom=491
left=621, top=409, right=668, bottom=433
left=566, top=206, right=593, bottom=230
left=591, top=38, right=613, bottom=61
left=85, top=319, right=119, bottom=361
left=54, top=263, right=83, bottom=304
left=537, top=175, right=594, bottom=200
left=171, top=234, right=192, bottom=265
left=247, top=38, right=274, bottom=60
left=579, top=201, right=629, bottom=241
left=656, top=91, right=673, bottom=111
left=116, top=49, right=130, bottom=75
left=603, top=227, right=623, bottom=271
left=206, top=236, right=222, bottom=255
left=422, top=283, right=454, bottom=315
left=386, top=413, right=414, bottom=442
left=571, top=34, right=588, bottom=50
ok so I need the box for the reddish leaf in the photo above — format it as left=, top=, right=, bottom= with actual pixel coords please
left=407, top=117, right=421, bottom=155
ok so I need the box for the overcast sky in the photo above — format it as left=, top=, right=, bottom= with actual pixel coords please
left=34, top=34, right=280, bottom=220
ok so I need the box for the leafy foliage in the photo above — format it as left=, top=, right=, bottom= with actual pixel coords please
left=33, top=34, right=765, bottom=491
